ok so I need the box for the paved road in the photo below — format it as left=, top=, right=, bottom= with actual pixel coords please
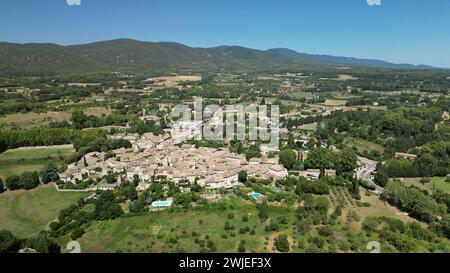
left=357, top=156, right=384, bottom=194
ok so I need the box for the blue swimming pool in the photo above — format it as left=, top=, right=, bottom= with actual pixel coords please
left=250, top=193, right=264, bottom=200
left=152, top=200, right=172, bottom=207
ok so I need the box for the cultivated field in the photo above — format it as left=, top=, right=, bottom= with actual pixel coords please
left=0, top=107, right=112, bottom=129
left=144, top=75, right=202, bottom=89
left=0, top=112, right=70, bottom=129
left=0, top=184, right=89, bottom=238
left=322, top=99, right=348, bottom=107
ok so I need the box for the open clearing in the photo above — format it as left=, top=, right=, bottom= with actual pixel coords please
left=396, top=177, right=450, bottom=194
left=0, top=111, right=70, bottom=128
left=78, top=196, right=294, bottom=253
left=144, top=75, right=202, bottom=83
left=0, top=184, right=89, bottom=238
left=300, top=122, right=319, bottom=131
left=337, top=74, right=356, bottom=81
left=67, top=83, right=101, bottom=87
left=343, top=137, right=385, bottom=154
left=0, top=107, right=112, bottom=128
left=358, top=192, right=421, bottom=225
left=0, top=145, right=75, bottom=180
left=144, top=75, right=202, bottom=88
left=322, top=99, right=348, bottom=107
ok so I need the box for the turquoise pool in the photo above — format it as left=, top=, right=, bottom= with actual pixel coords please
left=151, top=200, right=172, bottom=207
left=250, top=192, right=265, bottom=200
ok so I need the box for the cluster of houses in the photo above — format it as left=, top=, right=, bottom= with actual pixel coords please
left=60, top=132, right=289, bottom=191
left=299, top=169, right=336, bottom=181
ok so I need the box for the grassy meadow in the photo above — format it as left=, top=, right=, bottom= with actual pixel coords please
left=397, top=177, right=450, bottom=194
left=0, top=184, right=89, bottom=238
left=78, top=196, right=298, bottom=253
left=0, top=145, right=75, bottom=180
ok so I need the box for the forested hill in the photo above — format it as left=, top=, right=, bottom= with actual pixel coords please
left=0, top=39, right=438, bottom=76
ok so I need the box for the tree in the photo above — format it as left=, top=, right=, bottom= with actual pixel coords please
left=442, top=215, right=450, bottom=239
left=41, top=162, right=59, bottom=184
left=5, top=176, right=21, bottom=190
left=415, top=153, right=438, bottom=177
left=274, top=234, right=290, bottom=252
left=336, top=149, right=358, bottom=175
left=0, top=178, right=4, bottom=193
left=374, top=163, right=389, bottom=187
left=21, top=171, right=40, bottom=190
left=382, top=181, right=446, bottom=223
left=304, top=148, right=336, bottom=171
left=0, top=138, right=7, bottom=153
left=0, top=230, right=19, bottom=253
left=351, top=179, right=361, bottom=200
left=279, top=149, right=297, bottom=170
left=119, top=182, right=138, bottom=201
left=94, top=191, right=124, bottom=220
left=129, top=197, right=147, bottom=213
left=238, top=170, right=248, bottom=183
left=71, top=227, right=85, bottom=240
left=257, top=203, right=268, bottom=223
left=238, top=240, right=246, bottom=253
left=29, top=232, right=60, bottom=253
left=71, top=110, right=89, bottom=130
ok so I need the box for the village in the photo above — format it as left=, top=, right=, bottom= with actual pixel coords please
left=60, top=130, right=292, bottom=195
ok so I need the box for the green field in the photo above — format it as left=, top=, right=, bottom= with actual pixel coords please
left=0, top=145, right=75, bottom=180
left=300, top=122, right=318, bottom=132
left=0, top=184, right=89, bottom=238
left=397, top=177, right=450, bottom=194
left=78, top=196, right=296, bottom=253
left=343, top=137, right=384, bottom=154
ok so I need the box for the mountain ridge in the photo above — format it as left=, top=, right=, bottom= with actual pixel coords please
left=0, top=38, right=439, bottom=75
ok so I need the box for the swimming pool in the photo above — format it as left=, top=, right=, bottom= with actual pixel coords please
left=250, top=192, right=265, bottom=200
left=151, top=200, right=172, bottom=207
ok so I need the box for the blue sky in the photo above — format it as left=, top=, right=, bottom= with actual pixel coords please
left=1, top=0, right=449, bottom=67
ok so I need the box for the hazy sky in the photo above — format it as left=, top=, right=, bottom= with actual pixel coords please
left=1, top=0, right=449, bottom=67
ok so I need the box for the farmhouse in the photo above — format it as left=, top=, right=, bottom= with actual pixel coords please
left=395, top=152, right=417, bottom=160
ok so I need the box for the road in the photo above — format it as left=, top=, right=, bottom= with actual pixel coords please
left=319, top=141, right=384, bottom=194
left=357, top=156, right=384, bottom=194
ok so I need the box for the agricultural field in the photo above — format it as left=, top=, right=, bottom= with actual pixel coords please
left=0, top=184, right=89, bottom=238
left=321, top=99, right=348, bottom=107
left=0, top=106, right=112, bottom=129
left=0, top=111, right=70, bottom=129
left=0, top=145, right=75, bottom=180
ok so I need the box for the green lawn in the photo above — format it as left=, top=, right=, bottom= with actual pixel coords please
left=0, top=146, right=75, bottom=180
left=300, top=122, right=318, bottom=132
left=78, top=196, right=295, bottom=253
left=398, top=177, right=450, bottom=194
left=343, top=137, right=384, bottom=154
left=0, top=184, right=89, bottom=238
